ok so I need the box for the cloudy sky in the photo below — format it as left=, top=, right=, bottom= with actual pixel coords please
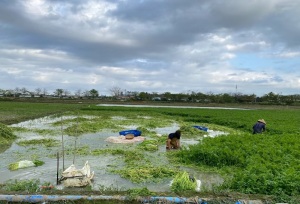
left=1, top=0, right=299, bottom=96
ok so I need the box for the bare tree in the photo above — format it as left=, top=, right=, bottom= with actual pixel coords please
left=42, top=88, right=48, bottom=96
left=14, top=87, right=20, bottom=94
left=83, top=90, right=91, bottom=98
left=74, top=89, right=82, bottom=98
left=14, top=87, right=21, bottom=97
left=35, top=88, right=42, bottom=96
left=5, top=89, right=14, bottom=97
left=63, top=89, right=71, bottom=97
left=20, top=87, right=28, bottom=94
left=109, top=86, right=122, bottom=97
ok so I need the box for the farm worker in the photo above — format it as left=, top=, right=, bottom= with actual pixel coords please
left=252, top=119, right=266, bottom=134
left=166, top=130, right=181, bottom=150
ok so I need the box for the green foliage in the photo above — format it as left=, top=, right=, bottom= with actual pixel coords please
left=1, top=102, right=300, bottom=200
left=33, top=159, right=45, bottom=166
left=126, top=187, right=153, bottom=199
left=3, top=179, right=40, bottom=192
left=179, top=124, right=207, bottom=138
left=8, top=162, right=19, bottom=171
left=137, top=139, right=159, bottom=151
left=91, top=148, right=126, bottom=155
left=17, top=138, right=60, bottom=147
left=173, top=133, right=300, bottom=196
left=65, top=145, right=91, bottom=156
left=8, top=159, right=44, bottom=171
left=112, top=165, right=175, bottom=183
left=80, top=105, right=300, bottom=198
left=136, top=126, right=157, bottom=137
left=0, top=123, right=17, bottom=142
left=62, top=116, right=123, bottom=136
left=160, top=108, right=300, bottom=135
left=171, top=171, right=197, bottom=193
left=0, top=101, right=84, bottom=125
left=91, top=148, right=144, bottom=164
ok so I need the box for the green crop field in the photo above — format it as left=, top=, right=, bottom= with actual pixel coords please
left=0, top=101, right=85, bottom=125
left=0, top=101, right=299, bottom=203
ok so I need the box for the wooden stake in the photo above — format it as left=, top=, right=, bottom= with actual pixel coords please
left=61, top=116, right=65, bottom=170
left=56, top=152, right=59, bottom=185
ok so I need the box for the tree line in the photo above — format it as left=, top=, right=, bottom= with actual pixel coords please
left=0, top=86, right=299, bottom=105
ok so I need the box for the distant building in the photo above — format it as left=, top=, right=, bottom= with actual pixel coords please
left=152, top=97, right=161, bottom=101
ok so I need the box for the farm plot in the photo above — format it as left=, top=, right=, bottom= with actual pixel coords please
left=1, top=107, right=226, bottom=193
left=1, top=104, right=299, bottom=203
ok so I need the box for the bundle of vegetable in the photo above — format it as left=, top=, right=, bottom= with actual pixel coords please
left=8, top=160, right=44, bottom=171
left=0, top=123, right=16, bottom=140
left=170, top=171, right=197, bottom=192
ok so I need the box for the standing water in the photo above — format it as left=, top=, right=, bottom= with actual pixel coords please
left=1, top=112, right=225, bottom=193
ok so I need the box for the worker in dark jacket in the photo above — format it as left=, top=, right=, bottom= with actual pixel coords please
left=253, top=119, right=266, bottom=134
left=166, top=130, right=181, bottom=150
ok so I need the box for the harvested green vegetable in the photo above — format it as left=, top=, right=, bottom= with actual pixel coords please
left=171, top=171, right=196, bottom=193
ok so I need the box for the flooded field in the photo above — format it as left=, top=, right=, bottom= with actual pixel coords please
left=1, top=103, right=299, bottom=203
left=1, top=111, right=226, bottom=193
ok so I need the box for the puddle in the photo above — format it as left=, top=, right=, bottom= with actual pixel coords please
left=154, top=123, right=180, bottom=135
left=2, top=115, right=226, bottom=192
left=10, top=115, right=96, bottom=130
left=206, top=130, right=229, bottom=138
left=97, top=104, right=250, bottom=110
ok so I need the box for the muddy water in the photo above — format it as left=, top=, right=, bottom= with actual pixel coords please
left=1, top=115, right=224, bottom=192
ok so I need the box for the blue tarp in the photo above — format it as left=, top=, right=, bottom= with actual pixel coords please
left=119, top=129, right=142, bottom=137
left=193, top=125, right=208, bottom=132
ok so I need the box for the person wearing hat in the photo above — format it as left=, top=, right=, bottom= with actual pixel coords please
left=166, top=130, right=181, bottom=150
left=253, top=119, right=266, bottom=134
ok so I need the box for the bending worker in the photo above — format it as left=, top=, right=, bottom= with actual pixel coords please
left=166, top=130, right=181, bottom=150
left=253, top=119, right=266, bottom=134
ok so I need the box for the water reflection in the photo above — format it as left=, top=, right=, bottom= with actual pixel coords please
left=1, top=114, right=225, bottom=192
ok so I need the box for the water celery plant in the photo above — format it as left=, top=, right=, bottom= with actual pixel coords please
left=171, top=171, right=196, bottom=193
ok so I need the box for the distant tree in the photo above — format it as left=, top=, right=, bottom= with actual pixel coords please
left=175, top=93, right=187, bottom=101
left=138, top=92, right=150, bottom=100
left=20, top=87, right=28, bottom=94
left=129, top=91, right=139, bottom=98
left=13, top=87, right=20, bottom=97
left=237, top=94, right=256, bottom=103
left=5, top=89, right=14, bottom=97
left=189, top=91, right=198, bottom=102
left=83, top=90, right=91, bottom=98
left=280, top=94, right=297, bottom=105
left=221, top=93, right=235, bottom=103
left=63, top=89, right=71, bottom=97
left=54, top=89, right=64, bottom=97
left=89, top=89, right=99, bottom=98
left=163, top=92, right=172, bottom=101
left=109, top=86, right=122, bottom=97
left=35, top=88, right=42, bottom=96
left=42, top=88, right=48, bottom=96
left=14, top=87, right=20, bottom=93
left=262, top=92, right=279, bottom=104
left=196, top=92, right=208, bottom=102
left=74, top=89, right=82, bottom=98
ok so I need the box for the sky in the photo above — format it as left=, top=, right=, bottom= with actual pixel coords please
left=0, top=0, right=300, bottom=96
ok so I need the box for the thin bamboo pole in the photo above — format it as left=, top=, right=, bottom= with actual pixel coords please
left=61, top=116, right=65, bottom=170
left=56, top=152, right=59, bottom=185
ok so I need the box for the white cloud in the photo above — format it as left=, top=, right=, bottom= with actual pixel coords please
left=0, top=0, right=299, bottom=96
left=278, top=51, right=300, bottom=58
